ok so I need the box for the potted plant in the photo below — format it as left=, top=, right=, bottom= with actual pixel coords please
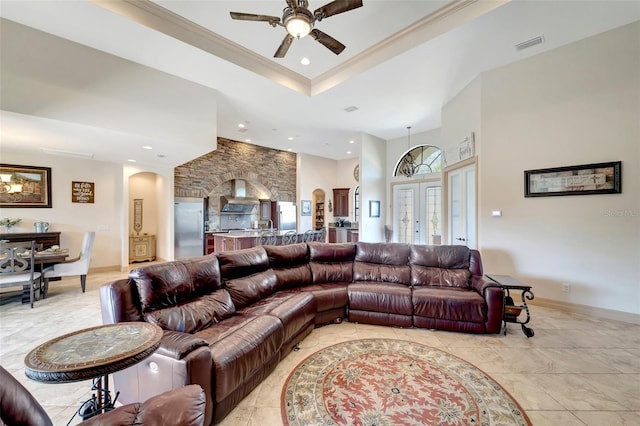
left=0, top=217, right=21, bottom=233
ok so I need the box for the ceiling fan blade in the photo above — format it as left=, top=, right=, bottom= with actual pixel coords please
left=314, top=0, right=362, bottom=20
left=274, top=34, right=295, bottom=58
left=310, top=29, right=345, bottom=55
left=230, top=12, right=281, bottom=25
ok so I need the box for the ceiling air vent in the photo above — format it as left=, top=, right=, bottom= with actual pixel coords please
left=515, top=35, right=544, bottom=51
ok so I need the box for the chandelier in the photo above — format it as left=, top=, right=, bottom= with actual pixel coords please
left=399, top=126, right=418, bottom=178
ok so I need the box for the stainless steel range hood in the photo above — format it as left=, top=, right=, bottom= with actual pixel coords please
left=220, top=179, right=259, bottom=214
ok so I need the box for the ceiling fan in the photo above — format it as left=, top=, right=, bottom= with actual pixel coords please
left=230, top=0, right=363, bottom=58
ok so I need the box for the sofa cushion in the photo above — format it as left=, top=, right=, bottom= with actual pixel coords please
left=224, top=270, right=278, bottom=310
left=409, top=245, right=471, bottom=288
left=241, top=292, right=317, bottom=343
left=130, top=256, right=221, bottom=313
left=217, top=246, right=269, bottom=281
left=412, top=287, right=486, bottom=323
left=264, top=243, right=308, bottom=267
left=354, top=242, right=411, bottom=285
left=348, top=282, right=413, bottom=315
left=308, top=243, right=355, bottom=283
left=203, top=315, right=284, bottom=402
left=143, top=289, right=236, bottom=334
left=264, top=243, right=312, bottom=290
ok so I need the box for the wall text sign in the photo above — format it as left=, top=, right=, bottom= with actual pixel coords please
left=72, top=181, right=95, bottom=203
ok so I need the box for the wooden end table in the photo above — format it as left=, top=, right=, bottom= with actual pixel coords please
left=24, top=322, right=163, bottom=420
left=486, top=274, right=535, bottom=338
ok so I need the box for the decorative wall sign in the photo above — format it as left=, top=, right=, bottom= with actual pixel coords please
left=0, top=164, right=52, bottom=208
left=524, top=161, right=621, bottom=197
left=71, top=181, right=95, bottom=203
left=133, top=199, right=143, bottom=235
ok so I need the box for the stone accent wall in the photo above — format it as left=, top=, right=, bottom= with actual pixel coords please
left=175, top=137, right=297, bottom=201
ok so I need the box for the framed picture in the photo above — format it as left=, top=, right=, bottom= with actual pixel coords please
left=524, top=161, right=621, bottom=197
left=301, top=200, right=312, bottom=216
left=0, top=164, right=52, bottom=208
left=369, top=200, right=380, bottom=218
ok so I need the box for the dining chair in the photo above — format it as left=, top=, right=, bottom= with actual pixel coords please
left=282, top=230, right=298, bottom=245
left=255, top=230, right=276, bottom=246
left=0, top=241, right=41, bottom=308
left=302, top=229, right=315, bottom=242
left=42, top=231, right=95, bottom=296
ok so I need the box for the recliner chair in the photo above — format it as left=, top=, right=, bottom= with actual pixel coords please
left=0, top=365, right=206, bottom=426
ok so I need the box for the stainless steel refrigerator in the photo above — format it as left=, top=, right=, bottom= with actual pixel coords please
left=174, top=197, right=204, bottom=259
left=275, top=201, right=297, bottom=231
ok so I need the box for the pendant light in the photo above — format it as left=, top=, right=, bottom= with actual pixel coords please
left=399, top=126, right=418, bottom=178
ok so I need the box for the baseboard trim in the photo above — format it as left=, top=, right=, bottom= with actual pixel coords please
left=89, top=265, right=120, bottom=273
left=532, top=297, right=640, bottom=325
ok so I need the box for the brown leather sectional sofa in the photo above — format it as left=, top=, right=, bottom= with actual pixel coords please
left=100, top=242, right=504, bottom=425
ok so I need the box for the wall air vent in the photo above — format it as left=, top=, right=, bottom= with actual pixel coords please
left=42, top=148, right=94, bottom=159
left=515, top=35, right=544, bottom=51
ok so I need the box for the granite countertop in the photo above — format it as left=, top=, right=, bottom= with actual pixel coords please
left=215, top=230, right=318, bottom=238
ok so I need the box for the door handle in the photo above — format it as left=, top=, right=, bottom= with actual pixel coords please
left=456, top=237, right=466, bottom=241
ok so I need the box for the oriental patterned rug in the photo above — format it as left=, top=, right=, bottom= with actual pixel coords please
left=281, top=339, right=530, bottom=426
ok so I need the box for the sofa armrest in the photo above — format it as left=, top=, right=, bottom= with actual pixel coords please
left=471, top=276, right=504, bottom=333
left=155, top=330, right=209, bottom=360
left=470, top=275, right=500, bottom=295
left=80, top=384, right=206, bottom=426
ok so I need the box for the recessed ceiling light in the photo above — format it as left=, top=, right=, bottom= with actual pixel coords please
left=287, top=148, right=293, bottom=151
left=245, top=138, right=251, bottom=142
left=301, top=57, right=310, bottom=65
left=349, top=140, right=354, bottom=144
left=346, top=151, right=352, bottom=155
left=143, top=146, right=153, bottom=150
left=238, top=123, right=245, bottom=128
left=128, top=159, right=137, bottom=162
left=288, top=136, right=294, bottom=141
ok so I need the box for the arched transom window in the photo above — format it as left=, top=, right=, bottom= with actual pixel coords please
left=394, top=145, right=442, bottom=177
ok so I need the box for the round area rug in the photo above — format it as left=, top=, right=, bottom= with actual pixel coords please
left=281, top=339, right=530, bottom=426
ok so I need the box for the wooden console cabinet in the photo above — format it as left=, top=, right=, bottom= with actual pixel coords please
left=0, top=232, right=60, bottom=249
left=129, top=235, right=156, bottom=263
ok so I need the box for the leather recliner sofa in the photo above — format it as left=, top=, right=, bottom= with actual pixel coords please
left=100, top=242, right=504, bottom=425
left=0, top=364, right=206, bottom=426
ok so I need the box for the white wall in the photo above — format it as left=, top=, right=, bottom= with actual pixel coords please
left=336, top=157, right=359, bottom=223
left=478, top=22, right=640, bottom=315
left=0, top=151, right=123, bottom=269
left=298, top=153, right=338, bottom=231
left=129, top=172, right=159, bottom=236
left=360, top=133, right=387, bottom=242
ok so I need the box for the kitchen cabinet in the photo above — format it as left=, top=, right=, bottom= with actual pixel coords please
left=206, top=233, right=215, bottom=254
left=328, top=227, right=348, bottom=243
left=259, top=199, right=271, bottom=220
left=332, top=188, right=350, bottom=218
left=348, top=230, right=359, bottom=243
left=129, top=235, right=156, bottom=263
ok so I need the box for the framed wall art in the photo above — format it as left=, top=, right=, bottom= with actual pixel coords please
left=369, top=200, right=380, bottom=218
left=0, top=164, right=52, bottom=208
left=524, top=161, right=621, bottom=197
left=301, top=200, right=311, bottom=216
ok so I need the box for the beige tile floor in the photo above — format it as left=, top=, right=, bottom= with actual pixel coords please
left=1, top=267, right=639, bottom=425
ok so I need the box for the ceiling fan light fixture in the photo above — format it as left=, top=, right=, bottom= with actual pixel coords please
left=284, top=9, right=313, bottom=38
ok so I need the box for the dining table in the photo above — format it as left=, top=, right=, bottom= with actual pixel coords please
left=0, top=247, right=70, bottom=304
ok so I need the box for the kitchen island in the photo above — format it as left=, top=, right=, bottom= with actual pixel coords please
left=210, top=229, right=325, bottom=253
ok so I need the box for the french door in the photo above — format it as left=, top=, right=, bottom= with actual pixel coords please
left=393, top=182, right=441, bottom=245
left=447, top=164, right=476, bottom=248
